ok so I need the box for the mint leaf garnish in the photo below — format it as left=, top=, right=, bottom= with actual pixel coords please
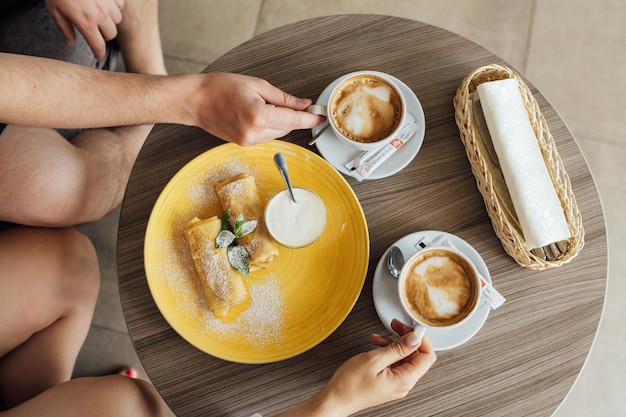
left=214, top=212, right=256, bottom=275
left=233, top=214, right=257, bottom=238
left=237, top=220, right=257, bottom=238
left=215, top=230, right=235, bottom=248
left=233, top=214, right=245, bottom=237
left=221, top=211, right=230, bottom=231
left=228, top=245, right=250, bottom=276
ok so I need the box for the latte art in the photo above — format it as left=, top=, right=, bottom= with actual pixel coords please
left=401, top=249, right=478, bottom=327
left=329, top=75, right=403, bottom=144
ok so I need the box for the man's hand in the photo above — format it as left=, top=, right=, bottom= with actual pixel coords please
left=193, top=73, right=325, bottom=146
left=45, top=0, right=125, bottom=60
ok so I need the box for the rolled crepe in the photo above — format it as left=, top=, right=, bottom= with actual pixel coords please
left=214, top=173, right=279, bottom=271
left=476, top=78, right=571, bottom=250
left=184, top=216, right=247, bottom=317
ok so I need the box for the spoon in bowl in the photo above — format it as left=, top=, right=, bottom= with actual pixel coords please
left=273, top=153, right=297, bottom=203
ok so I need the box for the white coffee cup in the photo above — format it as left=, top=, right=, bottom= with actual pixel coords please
left=397, top=246, right=482, bottom=340
left=308, top=71, right=407, bottom=151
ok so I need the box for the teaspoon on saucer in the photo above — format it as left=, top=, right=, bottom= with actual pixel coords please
left=308, top=123, right=330, bottom=145
left=386, top=246, right=404, bottom=279
left=385, top=246, right=426, bottom=342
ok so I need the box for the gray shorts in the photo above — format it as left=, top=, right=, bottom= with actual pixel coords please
left=0, top=0, right=115, bottom=69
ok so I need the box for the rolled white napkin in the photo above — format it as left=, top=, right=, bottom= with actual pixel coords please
left=476, top=78, right=571, bottom=250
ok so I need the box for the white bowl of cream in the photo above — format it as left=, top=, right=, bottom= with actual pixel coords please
left=265, top=187, right=327, bottom=248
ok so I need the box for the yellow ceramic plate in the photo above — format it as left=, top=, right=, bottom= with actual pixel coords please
left=144, top=141, right=369, bottom=363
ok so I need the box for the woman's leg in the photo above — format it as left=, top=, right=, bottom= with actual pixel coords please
left=2, top=375, right=170, bottom=417
left=0, top=227, right=99, bottom=408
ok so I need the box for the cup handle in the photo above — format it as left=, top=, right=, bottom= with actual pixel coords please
left=412, top=323, right=427, bottom=343
left=306, top=104, right=328, bottom=117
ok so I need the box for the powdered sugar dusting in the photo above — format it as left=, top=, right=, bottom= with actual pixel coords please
left=202, top=274, right=285, bottom=349
left=156, top=157, right=286, bottom=351
left=186, top=159, right=249, bottom=209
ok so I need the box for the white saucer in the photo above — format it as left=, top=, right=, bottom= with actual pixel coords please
left=372, top=230, right=491, bottom=351
left=313, top=71, right=425, bottom=180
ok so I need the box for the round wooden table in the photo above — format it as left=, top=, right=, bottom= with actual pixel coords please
left=118, top=15, right=607, bottom=417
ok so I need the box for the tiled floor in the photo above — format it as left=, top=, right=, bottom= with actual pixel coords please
left=76, top=0, right=626, bottom=415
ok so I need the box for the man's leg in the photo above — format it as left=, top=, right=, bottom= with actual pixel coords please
left=0, top=227, right=100, bottom=407
left=0, top=124, right=151, bottom=227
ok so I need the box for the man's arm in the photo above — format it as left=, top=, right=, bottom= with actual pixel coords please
left=1, top=52, right=177, bottom=127
left=0, top=53, right=324, bottom=145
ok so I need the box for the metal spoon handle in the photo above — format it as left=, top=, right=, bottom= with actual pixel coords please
left=308, top=122, right=329, bottom=145
left=273, top=153, right=297, bottom=203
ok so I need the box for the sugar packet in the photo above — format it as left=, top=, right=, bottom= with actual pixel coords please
left=344, top=113, right=419, bottom=181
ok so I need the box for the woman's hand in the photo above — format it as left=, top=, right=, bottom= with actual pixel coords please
left=323, top=320, right=436, bottom=416
left=273, top=319, right=435, bottom=417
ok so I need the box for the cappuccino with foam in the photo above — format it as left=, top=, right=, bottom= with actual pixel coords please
left=329, top=74, right=404, bottom=145
left=400, top=248, right=479, bottom=328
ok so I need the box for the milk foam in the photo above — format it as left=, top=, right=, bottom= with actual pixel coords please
left=342, top=86, right=394, bottom=136
left=402, top=251, right=477, bottom=326
left=365, top=85, right=393, bottom=102
left=330, top=75, right=402, bottom=143
left=344, top=102, right=366, bottom=136
left=413, top=256, right=465, bottom=317
left=426, top=286, right=461, bottom=317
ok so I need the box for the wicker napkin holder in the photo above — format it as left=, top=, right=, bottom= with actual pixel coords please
left=453, top=64, right=584, bottom=269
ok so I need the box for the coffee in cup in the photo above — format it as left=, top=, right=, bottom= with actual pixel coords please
left=308, top=71, right=406, bottom=150
left=399, top=247, right=480, bottom=329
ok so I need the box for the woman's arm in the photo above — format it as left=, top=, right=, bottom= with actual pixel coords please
left=274, top=320, right=436, bottom=417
